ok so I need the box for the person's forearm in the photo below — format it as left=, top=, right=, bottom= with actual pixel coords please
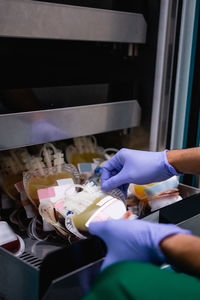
left=160, top=233, right=200, bottom=277
left=167, top=147, right=200, bottom=174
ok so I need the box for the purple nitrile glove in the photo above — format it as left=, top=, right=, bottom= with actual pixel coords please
left=89, top=219, right=191, bottom=270
left=101, top=148, right=182, bottom=194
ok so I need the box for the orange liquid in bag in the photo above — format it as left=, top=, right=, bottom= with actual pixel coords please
left=84, top=152, right=101, bottom=162
left=70, top=154, right=87, bottom=166
left=70, top=153, right=100, bottom=166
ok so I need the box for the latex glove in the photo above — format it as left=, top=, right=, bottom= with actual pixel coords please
left=89, top=219, right=191, bottom=270
left=101, top=148, right=181, bottom=193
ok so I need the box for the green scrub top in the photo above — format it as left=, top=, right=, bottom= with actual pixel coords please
left=82, top=261, right=200, bottom=300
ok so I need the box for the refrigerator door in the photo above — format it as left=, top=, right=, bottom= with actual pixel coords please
left=169, top=0, right=200, bottom=187
left=150, top=0, right=180, bottom=151
left=1, top=1, right=200, bottom=299
left=170, top=0, right=199, bottom=150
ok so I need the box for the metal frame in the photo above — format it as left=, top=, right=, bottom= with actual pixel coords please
left=150, top=0, right=179, bottom=151
left=170, top=0, right=198, bottom=150
left=0, top=0, right=146, bottom=43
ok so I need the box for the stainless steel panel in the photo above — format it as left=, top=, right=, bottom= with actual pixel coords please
left=150, top=0, right=179, bottom=151
left=0, top=100, right=141, bottom=149
left=0, top=0, right=146, bottom=43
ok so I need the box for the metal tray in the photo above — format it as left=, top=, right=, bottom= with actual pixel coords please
left=0, top=100, right=141, bottom=150
left=142, top=183, right=200, bottom=233
left=0, top=0, right=146, bottom=43
left=0, top=236, right=105, bottom=300
left=1, top=183, right=200, bottom=300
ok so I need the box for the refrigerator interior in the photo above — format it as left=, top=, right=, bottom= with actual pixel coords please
left=1, top=1, right=199, bottom=299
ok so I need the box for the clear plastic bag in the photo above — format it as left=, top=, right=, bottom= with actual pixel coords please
left=23, top=164, right=80, bottom=207
left=37, top=182, right=127, bottom=240
left=64, top=183, right=127, bottom=239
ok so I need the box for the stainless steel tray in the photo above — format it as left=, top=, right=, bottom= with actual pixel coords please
left=1, top=183, right=199, bottom=300
left=143, top=183, right=200, bottom=228
left=0, top=100, right=141, bottom=150
left=0, top=236, right=105, bottom=300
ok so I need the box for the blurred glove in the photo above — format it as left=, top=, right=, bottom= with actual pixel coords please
left=101, top=148, right=182, bottom=192
left=89, top=219, right=191, bottom=270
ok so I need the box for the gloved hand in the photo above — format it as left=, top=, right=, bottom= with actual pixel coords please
left=89, top=219, right=191, bottom=270
left=101, top=148, right=181, bottom=193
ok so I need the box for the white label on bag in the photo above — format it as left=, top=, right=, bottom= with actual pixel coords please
left=57, top=178, right=74, bottom=186
left=0, top=221, right=18, bottom=246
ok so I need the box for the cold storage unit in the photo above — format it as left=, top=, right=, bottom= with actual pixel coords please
left=0, top=0, right=200, bottom=299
